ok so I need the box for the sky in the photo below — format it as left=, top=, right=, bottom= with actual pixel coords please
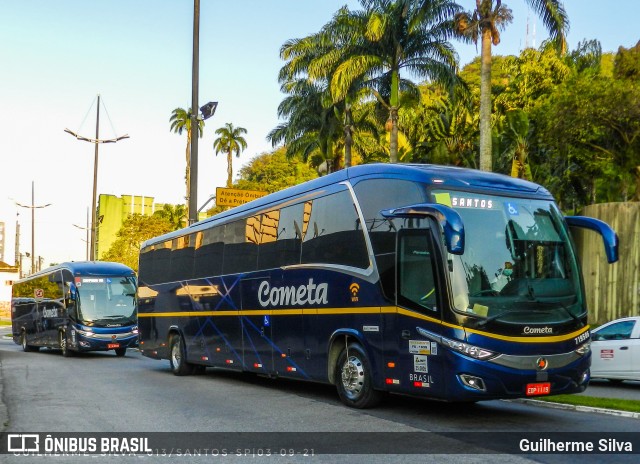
left=0, top=0, right=638, bottom=268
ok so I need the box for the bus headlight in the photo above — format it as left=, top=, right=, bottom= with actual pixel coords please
left=76, top=329, right=94, bottom=337
left=576, top=341, right=591, bottom=356
left=440, top=336, right=497, bottom=360
left=132, top=326, right=139, bottom=335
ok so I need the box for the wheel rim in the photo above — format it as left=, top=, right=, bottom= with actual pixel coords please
left=341, top=354, right=365, bottom=400
left=59, top=332, right=66, bottom=352
left=21, top=332, right=27, bottom=350
left=171, top=340, right=181, bottom=369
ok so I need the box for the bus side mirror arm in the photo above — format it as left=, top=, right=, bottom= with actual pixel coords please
left=381, top=204, right=465, bottom=255
left=565, top=216, right=619, bottom=264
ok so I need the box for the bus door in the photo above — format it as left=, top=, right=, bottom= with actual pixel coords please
left=241, top=275, right=274, bottom=374
left=391, top=228, right=445, bottom=396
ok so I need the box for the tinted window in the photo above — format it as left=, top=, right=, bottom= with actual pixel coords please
left=301, top=190, right=369, bottom=269
left=354, top=178, right=427, bottom=255
left=170, top=235, right=195, bottom=282
left=223, top=219, right=258, bottom=275
left=258, top=204, right=304, bottom=270
left=195, top=226, right=224, bottom=278
left=398, top=231, right=439, bottom=314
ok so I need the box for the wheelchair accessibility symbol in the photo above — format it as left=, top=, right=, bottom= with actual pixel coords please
left=263, top=315, right=270, bottom=327
left=506, top=202, right=519, bottom=216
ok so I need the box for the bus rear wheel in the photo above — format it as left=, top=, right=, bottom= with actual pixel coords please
left=335, top=343, right=382, bottom=409
left=169, top=334, right=195, bottom=376
left=20, top=331, right=38, bottom=352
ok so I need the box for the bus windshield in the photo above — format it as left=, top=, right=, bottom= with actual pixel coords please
left=75, top=276, right=137, bottom=326
left=434, top=191, right=583, bottom=325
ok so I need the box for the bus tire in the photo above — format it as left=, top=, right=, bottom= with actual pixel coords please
left=115, top=348, right=127, bottom=357
left=169, top=334, right=195, bottom=376
left=335, top=343, right=382, bottom=409
left=59, top=331, right=73, bottom=357
left=20, top=330, right=39, bottom=352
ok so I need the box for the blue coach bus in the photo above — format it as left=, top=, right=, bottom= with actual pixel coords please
left=12, top=261, right=138, bottom=357
left=137, top=164, right=618, bottom=408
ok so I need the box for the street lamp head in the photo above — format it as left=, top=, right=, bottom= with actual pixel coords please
left=200, top=101, right=218, bottom=120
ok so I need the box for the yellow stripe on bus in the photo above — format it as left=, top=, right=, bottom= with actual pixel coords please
left=138, top=306, right=589, bottom=344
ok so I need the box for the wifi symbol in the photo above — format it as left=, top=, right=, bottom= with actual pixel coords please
left=349, top=283, right=360, bottom=297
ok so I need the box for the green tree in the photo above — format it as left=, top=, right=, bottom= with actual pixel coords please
left=534, top=71, right=640, bottom=205
left=494, top=45, right=570, bottom=113
left=235, top=147, right=319, bottom=193
left=213, top=123, right=248, bottom=187
left=268, top=79, right=342, bottom=172
left=314, top=0, right=461, bottom=163
left=455, top=0, right=568, bottom=172
left=613, top=40, right=640, bottom=80
left=169, top=107, right=204, bottom=213
left=153, top=203, right=187, bottom=231
left=500, top=109, right=532, bottom=179
left=101, top=214, right=174, bottom=271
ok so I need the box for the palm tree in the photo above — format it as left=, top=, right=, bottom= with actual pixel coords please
left=501, top=109, right=532, bottom=180
left=169, top=107, right=204, bottom=211
left=153, top=203, right=187, bottom=230
left=278, top=19, right=366, bottom=169
left=213, top=123, right=248, bottom=187
left=455, top=0, right=568, bottom=171
left=268, top=79, right=343, bottom=173
left=318, top=0, right=461, bottom=163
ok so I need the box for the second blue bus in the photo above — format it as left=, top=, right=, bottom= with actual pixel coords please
left=12, top=261, right=138, bottom=357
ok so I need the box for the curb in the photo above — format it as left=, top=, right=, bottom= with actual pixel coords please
left=508, top=398, right=640, bottom=419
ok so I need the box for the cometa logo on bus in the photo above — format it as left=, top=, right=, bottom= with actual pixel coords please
left=258, top=279, right=328, bottom=308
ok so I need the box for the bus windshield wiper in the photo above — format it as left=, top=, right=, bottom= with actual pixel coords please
left=528, top=298, right=584, bottom=327
left=476, top=309, right=538, bottom=328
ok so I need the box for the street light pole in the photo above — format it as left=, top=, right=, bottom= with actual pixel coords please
left=72, top=207, right=90, bottom=260
left=65, top=95, right=129, bottom=261
left=15, top=181, right=51, bottom=275
left=189, top=0, right=201, bottom=225
left=91, top=94, right=101, bottom=261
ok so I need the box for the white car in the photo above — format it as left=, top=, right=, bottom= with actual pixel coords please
left=590, top=316, right=640, bottom=383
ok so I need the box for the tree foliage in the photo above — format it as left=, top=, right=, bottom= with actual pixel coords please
left=101, top=214, right=174, bottom=271
left=213, top=122, right=248, bottom=187
left=235, top=147, right=318, bottom=193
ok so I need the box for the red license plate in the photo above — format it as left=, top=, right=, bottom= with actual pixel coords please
left=107, top=343, right=120, bottom=349
left=526, top=382, right=551, bottom=396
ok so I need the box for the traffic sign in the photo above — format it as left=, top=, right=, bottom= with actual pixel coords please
left=216, top=187, right=267, bottom=207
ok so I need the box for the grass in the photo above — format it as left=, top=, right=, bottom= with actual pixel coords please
left=537, top=394, right=640, bottom=414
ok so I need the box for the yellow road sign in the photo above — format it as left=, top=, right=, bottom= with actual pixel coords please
left=216, top=187, right=268, bottom=207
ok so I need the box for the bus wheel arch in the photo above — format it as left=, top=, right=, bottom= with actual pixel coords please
left=327, top=332, right=361, bottom=384
left=168, top=331, right=195, bottom=376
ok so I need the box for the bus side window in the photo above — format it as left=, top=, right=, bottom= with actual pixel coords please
left=397, top=230, right=439, bottom=314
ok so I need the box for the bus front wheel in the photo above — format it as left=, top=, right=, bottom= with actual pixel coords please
left=169, top=334, right=195, bottom=376
left=115, top=348, right=126, bottom=357
left=59, top=330, right=73, bottom=357
left=335, top=343, right=382, bottom=409
left=20, top=331, right=39, bottom=352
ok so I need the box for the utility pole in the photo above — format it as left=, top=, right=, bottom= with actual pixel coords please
left=189, top=0, right=201, bottom=225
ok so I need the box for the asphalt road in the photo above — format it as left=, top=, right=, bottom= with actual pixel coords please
left=0, top=326, right=638, bottom=463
